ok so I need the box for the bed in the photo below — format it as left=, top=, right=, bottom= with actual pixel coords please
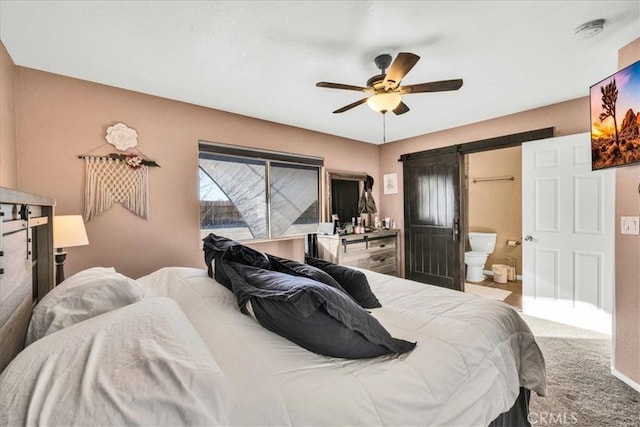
left=0, top=230, right=546, bottom=426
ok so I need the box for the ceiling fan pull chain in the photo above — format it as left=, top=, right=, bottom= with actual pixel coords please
left=383, top=113, right=386, bottom=144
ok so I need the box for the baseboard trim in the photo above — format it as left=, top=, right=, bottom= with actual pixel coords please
left=611, top=367, right=640, bottom=393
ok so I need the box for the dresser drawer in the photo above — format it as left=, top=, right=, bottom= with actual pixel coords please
left=340, top=237, right=368, bottom=255
left=367, top=236, right=396, bottom=252
left=341, top=255, right=371, bottom=269
left=369, top=249, right=397, bottom=275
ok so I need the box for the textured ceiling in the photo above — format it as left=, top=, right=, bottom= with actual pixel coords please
left=1, top=1, right=638, bottom=144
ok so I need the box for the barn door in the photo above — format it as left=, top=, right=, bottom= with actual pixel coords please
left=403, top=148, right=463, bottom=290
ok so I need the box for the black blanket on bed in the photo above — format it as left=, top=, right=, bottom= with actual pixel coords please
left=220, top=260, right=416, bottom=359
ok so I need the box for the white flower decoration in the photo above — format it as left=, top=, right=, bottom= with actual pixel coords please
left=105, top=123, right=138, bottom=151
left=125, top=154, right=144, bottom=169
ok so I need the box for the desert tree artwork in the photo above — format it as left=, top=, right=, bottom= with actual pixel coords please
left=598, top=79, right=619, bottom=155
left=590, top=60, right=640, bottom=170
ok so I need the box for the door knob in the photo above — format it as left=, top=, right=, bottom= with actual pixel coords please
left=524, top=235, right=533, bottom=242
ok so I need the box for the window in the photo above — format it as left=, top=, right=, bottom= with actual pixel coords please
left=199, top=142, right=322, bottom=241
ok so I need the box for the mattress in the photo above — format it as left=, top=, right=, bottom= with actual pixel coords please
left=137, top=266, right=546, bottom=427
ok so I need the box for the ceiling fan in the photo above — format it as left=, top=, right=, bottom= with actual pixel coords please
left=316, top=52, right=463, bottom=115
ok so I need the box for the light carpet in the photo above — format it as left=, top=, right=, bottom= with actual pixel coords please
left=522, top=314, right=639, bottom=426
left=464, top=283, right=512, bottom=301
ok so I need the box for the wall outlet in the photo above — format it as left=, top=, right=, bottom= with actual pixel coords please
left=620, top=216, right=640, bottom=235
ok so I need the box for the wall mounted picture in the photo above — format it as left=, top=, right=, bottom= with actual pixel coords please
left=590, top=60, right=640, bottom=170
left=383, top=173, right=398, bottom=194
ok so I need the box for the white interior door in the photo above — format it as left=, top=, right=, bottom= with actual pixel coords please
left=522, top=133, right=614, bottom=334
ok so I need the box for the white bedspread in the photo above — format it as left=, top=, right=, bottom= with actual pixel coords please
left=138, top=267, right=546, bottom=427
left=0, top=297, right=228, bottom=426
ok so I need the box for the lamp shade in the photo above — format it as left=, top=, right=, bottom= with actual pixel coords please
left=53, top=215, right=89, bottom=249
left=366, top=93, right=402, bottom=113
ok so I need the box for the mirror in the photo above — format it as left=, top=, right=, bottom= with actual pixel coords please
left=326, top=171, right=366, bottom=225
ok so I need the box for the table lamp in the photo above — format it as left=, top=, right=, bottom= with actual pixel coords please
left=53, top=215, right=89, bottom=285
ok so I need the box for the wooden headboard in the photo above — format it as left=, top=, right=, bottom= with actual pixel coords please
left=0, top=187, right=55, bottom=373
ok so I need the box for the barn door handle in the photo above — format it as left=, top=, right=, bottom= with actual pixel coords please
left=453, top=218, right=460, bottom=241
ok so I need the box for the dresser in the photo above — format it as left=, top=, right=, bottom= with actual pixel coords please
left=0, top=187, right=55, bottom=372
left=316, top=229, right=399, bottom=276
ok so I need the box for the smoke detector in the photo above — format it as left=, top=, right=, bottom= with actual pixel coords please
left=574, top=19, right=605, bottom=40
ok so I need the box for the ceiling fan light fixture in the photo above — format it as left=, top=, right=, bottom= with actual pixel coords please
left=317, top=52, right=462, bottom=115
left=367, top=92, right=401, bottom=113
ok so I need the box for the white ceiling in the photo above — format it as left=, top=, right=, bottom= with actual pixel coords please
left=1, top=1, right=638, bottom=144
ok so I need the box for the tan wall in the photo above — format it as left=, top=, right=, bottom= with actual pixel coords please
left=0, top=41, right=17, bottom=188
left=468, top=146, right=522, bottom=273
left=379, top=97, right=589, bottom=276
left=15, top=67, right=378, bottom=278
left=614, top=38, right=640, bottom=388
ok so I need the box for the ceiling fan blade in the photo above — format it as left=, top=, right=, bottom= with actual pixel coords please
left=383, top=52, right=420, bottom=90
left=393, top=101, right=410, bottom=115
left=400, top=79, right=463, bottom=94
left=316, top=82, right=372, bottom=92
left=332, top=97, right=368, bottom=114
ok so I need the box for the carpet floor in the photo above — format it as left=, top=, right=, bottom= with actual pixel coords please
left=522, top=314, right=639, bottom=427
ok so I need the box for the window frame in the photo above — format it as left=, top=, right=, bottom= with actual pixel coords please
left=198, top=141, right=323, bottom=240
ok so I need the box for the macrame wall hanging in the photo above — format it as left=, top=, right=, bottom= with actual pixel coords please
left=79, top=123, right=159, bottom=221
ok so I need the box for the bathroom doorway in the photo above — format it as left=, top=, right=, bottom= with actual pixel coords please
left=464, top=147, right=523, bottom=310
left=401, top=127, right=553, bottom=298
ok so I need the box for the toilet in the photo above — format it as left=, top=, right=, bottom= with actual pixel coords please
left=464, top=232, right=497, bottom=282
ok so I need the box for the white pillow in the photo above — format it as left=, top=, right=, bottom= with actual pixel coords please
left=1, top=298, right=229, bottom=426
left=26, top=267, right=144, bottom=345
left=53, top=266, right=118, bottom=288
